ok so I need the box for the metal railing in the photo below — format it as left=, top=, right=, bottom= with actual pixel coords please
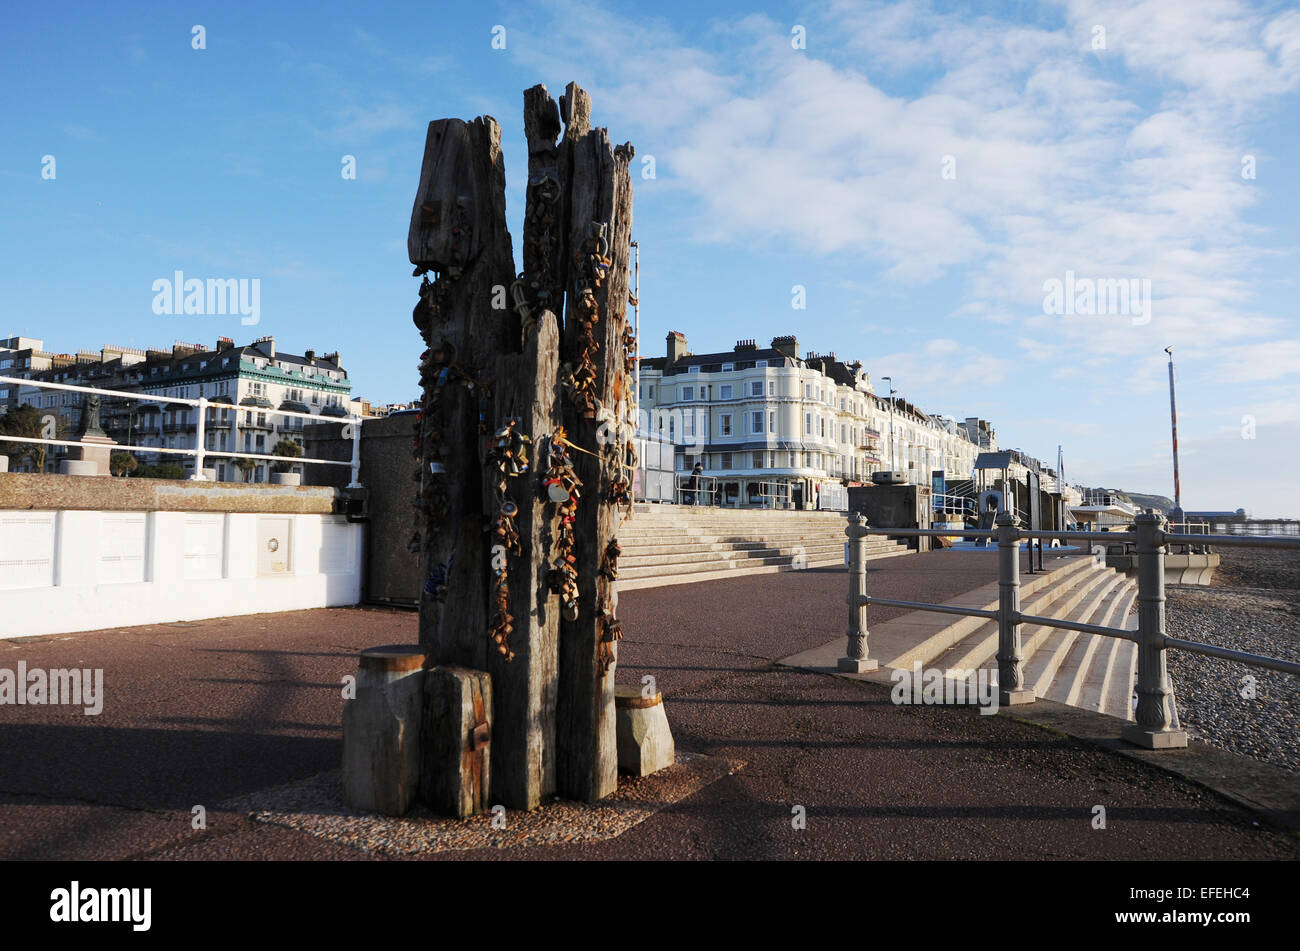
left=675, top=474, right=719, bottom=506
left=839, top=510, right=1300, bottom=748
left=0, top=375, right=364, bottom=487
left=933, top=492, right=975, bottom=517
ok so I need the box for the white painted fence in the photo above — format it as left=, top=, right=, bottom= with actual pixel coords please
left=0, top=509, right=363, bottom=638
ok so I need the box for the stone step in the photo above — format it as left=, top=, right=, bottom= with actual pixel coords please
left=1043, top=583, right=1137, bottom=710
left=1021, top=572, right=1130, bottom=699
left=928, top=563, right=1112, bottom=677
left=870, top=556, right=1098, bottom=671
left=617, top=545, right=913, bottom=592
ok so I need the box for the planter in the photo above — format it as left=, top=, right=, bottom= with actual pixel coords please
left=271, top=472, right=302, bottom=486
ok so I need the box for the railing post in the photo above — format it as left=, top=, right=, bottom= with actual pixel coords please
left=996, top=511, right=1034, bottom=705
left=1123, top=512, right=1188, bottom=748
left=190, top=397, right=208, bottom=480
left=838, top=512, right=879, bottom=673
left=346, top=417, right=363, bottom=489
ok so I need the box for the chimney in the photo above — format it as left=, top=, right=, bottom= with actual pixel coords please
left=254, top=335, right=275, bottom=359
left=771, top=335, right=798, bottom=359
left=666, top=331, right=687, bottom=367
left=305, top=349, right=316, bottom=363
left=216, top=336, right=234, bottom=352
left=734, top=339, right=757, bottom=352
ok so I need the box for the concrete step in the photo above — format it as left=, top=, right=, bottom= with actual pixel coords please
left=1042, top=582, right=1136, bottom=710
left=870, top=556, right=1098, bottom=671
left=617, top=544, right=912, bottom=592
left=928, top=562, right=1114, bottom=677
left=1021, top=572, right=1129, bottom=699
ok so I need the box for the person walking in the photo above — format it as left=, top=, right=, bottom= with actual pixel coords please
left=689, top=462, right=704, bottom=506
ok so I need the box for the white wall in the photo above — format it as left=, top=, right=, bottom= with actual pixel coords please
left=0, top=510, right=363, bottom=638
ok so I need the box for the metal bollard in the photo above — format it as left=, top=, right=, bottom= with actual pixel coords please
left=996, top=511, right=1034, bottom=705
left=1122, top=512, right=1188, bottom=748
left=838, top=512, right=879, bottom=673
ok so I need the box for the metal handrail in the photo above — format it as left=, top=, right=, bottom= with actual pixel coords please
left=839, top=510, right=1298, bottom=748
left=0, top=374, right=364, bottom=486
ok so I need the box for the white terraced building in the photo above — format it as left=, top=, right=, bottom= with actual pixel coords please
left=3, top=335, right=353, bottom=483
left=636, top=332, right=997, bottom=508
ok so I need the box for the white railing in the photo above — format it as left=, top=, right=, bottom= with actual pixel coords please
left=933, top=493, right=975, bottom=518
left=0, top=375, right=364, bottom=487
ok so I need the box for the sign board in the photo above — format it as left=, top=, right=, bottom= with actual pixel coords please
left=257, top=517, right=293, bottom=576
left=1027, top=471, right=1042, bottom=530
left=99, top=514, right=148, bottom=585
left=0, top=513, right=56, bottom=590
left=183, top=514, right=224, bottom=580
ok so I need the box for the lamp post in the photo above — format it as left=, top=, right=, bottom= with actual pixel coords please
left=1165, top=347, right=1183, bottom=527
left=882, top=375, right=896, bottom=472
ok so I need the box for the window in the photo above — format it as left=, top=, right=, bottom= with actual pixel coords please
left=805, top=413, right=812, bottom=433
left=689, top=365, right=700, bottom=374
left=681, top=386, right=694, bottom=401
left=722, top=363, right=733, bottom=372
left=750, top=381, right=762, bottom=397
left=719, top=384, right=733, bottom=400
left=669, top=417, right=675, bottom=441
left=752, top=411, right=763, bottom=433
left=769, top=411, right=776, bottom=432
left=820, top=418, right=826, bottom=437
left=768, top=381, right=775, bottom=396
left=683, top=413, right=695, bottom=437
left=756, top=360, right=768, bottom=368
left=648, top=385, right=655, bottom=399
left=720, top=413, right=732, bottom=436
left=841, top=425, right=847, bottom=443
left=753, top=452, right=765, bottom=469
left=721, top=452, right=732, bottom=468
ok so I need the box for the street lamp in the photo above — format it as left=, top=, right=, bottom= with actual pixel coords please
left=881, top=376, right=897, bottom=472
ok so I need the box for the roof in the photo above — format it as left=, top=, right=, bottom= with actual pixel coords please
left=974, top=451, right=1015, bottom=470
left=661, top=348, right=800, bottom=376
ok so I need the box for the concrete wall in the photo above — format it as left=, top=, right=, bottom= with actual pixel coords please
left=0, top=473, right=363, bottom=638
left=847, top=484, right=932, bottom=551
left=307, top=413, right=421, bottom=606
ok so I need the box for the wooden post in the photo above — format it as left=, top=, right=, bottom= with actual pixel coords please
left=554, top=82, right=635, bottom=802
left=411, top=116, right=515, bottom=674
left=406, top=85, right=635, bottom=814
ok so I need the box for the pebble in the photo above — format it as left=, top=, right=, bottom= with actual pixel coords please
left=1166, top=547, right=1299, bottom=773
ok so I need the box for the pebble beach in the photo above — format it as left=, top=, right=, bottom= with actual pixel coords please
left=1165, top=547, right=1300, bottom=773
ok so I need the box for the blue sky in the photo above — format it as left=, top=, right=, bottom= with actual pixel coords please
left=2, top=1, right=1298, bottom=514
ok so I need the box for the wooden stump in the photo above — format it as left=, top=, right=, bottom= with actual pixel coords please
left=420, top=666, right=493, bottom=818
left=342, top=645, right=428, bottom=816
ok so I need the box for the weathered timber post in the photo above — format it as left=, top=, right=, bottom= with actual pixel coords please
left=410, top=116, right=515, bottom=671
left=1123, top=512, right=1188, bottom=749
left=839, top=512, right=878, bottom=672
left=397, top=84, right=641, bottom=814
left=554, top=82, right=635, bottom=803
left=996, top=511, right=1034, bottom=705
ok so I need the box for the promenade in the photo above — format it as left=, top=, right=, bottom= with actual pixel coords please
left=1, top=553, right=1295, bottom=860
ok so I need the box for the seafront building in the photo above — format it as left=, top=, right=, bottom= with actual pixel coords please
left=637, top=332, right=1031, bottom=508
left=1, top=335, right=353, bottom=482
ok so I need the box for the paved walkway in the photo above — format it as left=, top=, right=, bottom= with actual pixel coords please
left=1, top=552, right=1295, bottom=860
